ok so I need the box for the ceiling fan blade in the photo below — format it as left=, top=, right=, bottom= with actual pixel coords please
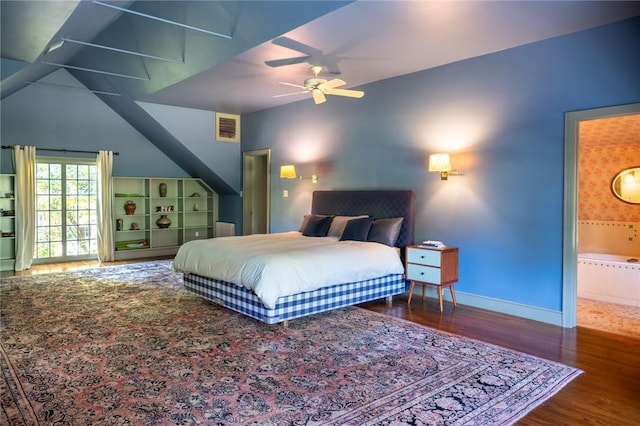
left=272, top=37, right=323, bottom=56
left=325, top=88, right=365, bottom=98
left=273, top=91, right=309, bottom=98
left=265, top=56, right=311, bottom=68
left=312, top=89, right=326, bottom=104
left=278, top=81, right=306, bottom=89
left=320, top=78, right=346, bottom=90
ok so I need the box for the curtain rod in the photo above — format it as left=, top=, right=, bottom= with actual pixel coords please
left=1, top=145, right=119, bottom=156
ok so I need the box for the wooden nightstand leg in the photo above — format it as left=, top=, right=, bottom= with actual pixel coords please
left=421, top=283, right=426, bottom=303
left=450, top=284, right=457, bottom=307
left=437, top=286, right=444, bottom=312
left=407, top=280, right=416, bottom=304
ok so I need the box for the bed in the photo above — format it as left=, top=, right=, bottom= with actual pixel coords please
left=173, top=190, right=415, bottom=324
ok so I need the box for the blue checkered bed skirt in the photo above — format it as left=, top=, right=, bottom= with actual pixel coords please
left=183, top=273, right=406, bottom=324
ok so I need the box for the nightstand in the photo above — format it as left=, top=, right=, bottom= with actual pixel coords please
left=406, top=245, right=459, bottom=311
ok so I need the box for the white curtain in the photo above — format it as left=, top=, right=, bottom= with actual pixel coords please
left=13, top=145, right=36, bottom=271
left=96, top=150, right=114, bottom=262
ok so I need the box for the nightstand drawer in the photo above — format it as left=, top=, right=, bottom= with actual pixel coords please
left=406, top=263, right=442, bottom=284
left=407, top=247, right=441, bottom=267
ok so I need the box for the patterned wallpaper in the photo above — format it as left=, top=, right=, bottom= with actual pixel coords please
left=578, top=114, right=640, bottom=222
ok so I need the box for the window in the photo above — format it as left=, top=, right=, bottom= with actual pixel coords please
left=35, top=158, right=97, bottom=261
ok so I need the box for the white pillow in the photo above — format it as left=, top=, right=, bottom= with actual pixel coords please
left=327, top=215, right=369, bottom=238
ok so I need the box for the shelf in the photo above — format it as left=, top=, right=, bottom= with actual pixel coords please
left=112, top=177, right=219, bottom=260
left=0, top=174, right=16, bottom=271
left=114, top=238, right=149, bottom=250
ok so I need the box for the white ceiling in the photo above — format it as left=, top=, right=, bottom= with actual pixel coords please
left=142, top=1, right=640, bottom=113
left=2, top=1, right=640, bottom=115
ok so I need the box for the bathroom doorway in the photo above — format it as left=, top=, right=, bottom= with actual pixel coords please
left=563, top=103, right=640, bottom=337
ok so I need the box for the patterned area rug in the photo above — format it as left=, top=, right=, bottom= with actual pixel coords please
left=1, top=261, right=581, bottom=425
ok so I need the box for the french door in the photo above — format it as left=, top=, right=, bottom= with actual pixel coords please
left=35, top=158, right=98, bottom=262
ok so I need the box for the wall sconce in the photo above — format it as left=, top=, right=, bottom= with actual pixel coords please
left=428, top=153, right=461, bottom=180
left=280, top=165, right=318, bottom=183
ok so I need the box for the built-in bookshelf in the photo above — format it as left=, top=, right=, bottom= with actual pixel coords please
left=112, top=177, right=218, bottom=260
left=0, top=174, right=16, bottom=271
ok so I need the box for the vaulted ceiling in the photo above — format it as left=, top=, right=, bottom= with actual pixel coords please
left=3, top=1, right=640, bottom=114
left=2, top=1, right=639, bottom=195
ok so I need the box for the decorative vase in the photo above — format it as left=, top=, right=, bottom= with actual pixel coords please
left=124, top=200, right=136, bottom=215
left=159, top=182, right=167, bottom=197
left=193, top=203, right=200, bottom=211
left=156, top=214, right=171, bottom=229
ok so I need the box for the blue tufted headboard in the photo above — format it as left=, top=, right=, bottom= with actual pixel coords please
left=310, top=190, right=415, bottom=249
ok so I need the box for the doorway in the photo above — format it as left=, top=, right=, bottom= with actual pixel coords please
left=562, top=102, right=640, bottom=329
left=242, top=149, right=271, bottom=235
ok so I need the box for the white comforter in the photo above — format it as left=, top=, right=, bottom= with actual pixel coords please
left=172, top=231, right=404, bottom=309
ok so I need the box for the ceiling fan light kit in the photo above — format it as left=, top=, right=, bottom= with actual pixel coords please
left=276, top=65, right=364, bottom=105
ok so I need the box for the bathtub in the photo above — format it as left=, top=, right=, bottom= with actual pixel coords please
left=578, top=252, right=640, bottom=307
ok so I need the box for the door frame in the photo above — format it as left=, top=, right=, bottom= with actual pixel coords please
left=562, top=102, right=640, bottom=327
left=242, top=149, right=271, bottom=235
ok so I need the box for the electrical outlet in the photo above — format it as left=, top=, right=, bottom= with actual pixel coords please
left=195, top=231, right=199, bottom=237
left=283, top=190, right=289, bottom=198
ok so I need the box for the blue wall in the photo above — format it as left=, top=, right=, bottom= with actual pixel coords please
left=242, top=17, right=640, bottom=315
left=0, top=70, right=188, bottom=178
left=2, top=16, right=638, bottom=322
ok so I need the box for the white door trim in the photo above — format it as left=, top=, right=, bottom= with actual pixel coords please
left=562, top=102, right=640, bottom=327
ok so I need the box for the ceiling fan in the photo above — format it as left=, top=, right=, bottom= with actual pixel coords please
left=274, top=66, right=364, bottom=105
left=266, top=37, right=343, bottom=75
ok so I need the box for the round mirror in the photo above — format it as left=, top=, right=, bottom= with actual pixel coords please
left=611, top=166, right=640, bottom=204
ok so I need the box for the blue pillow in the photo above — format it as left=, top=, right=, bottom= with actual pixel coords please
left=339, top=217, right=373, bottom=241
left=302, top=215, right=334, bottom=237
left=367, top=217, right=404, bottom=246
left=298, top=214, right=312, bottom=232
left=299, top=214, right=332, bottom=232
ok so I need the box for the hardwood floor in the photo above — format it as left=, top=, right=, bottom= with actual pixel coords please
left=0, top=256, right=175, bottom=277
left=362, top=299, right=640, bottom=426
left=3, top=258, right=639, bottom=425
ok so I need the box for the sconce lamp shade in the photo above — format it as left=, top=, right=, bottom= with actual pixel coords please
left=280, top=164, right=318, bottom=183
left=280, top=164, right=297, bottom=179
left=429, top=153, right=452, bottom=180
left=428, top=154, right=451, bottom=172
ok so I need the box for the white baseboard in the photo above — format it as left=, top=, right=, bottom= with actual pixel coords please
left=417, top=287, right=563, bottom=326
